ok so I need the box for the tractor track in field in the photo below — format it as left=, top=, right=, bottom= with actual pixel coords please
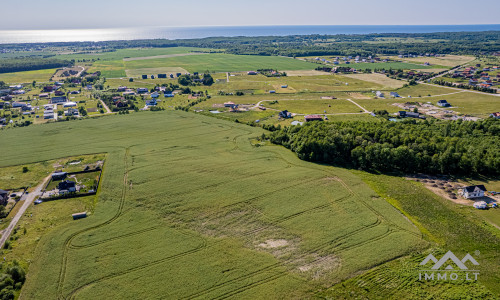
left=61, top=132, right=421, bottom=299
left=57, top=148, right=132, bottom=299
left=68, top=225, right=159, bottom=249
left=66, top=231, right=208, bottom=300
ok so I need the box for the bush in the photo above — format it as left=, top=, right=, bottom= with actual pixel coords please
left=22, top=166, right=28, bottom=173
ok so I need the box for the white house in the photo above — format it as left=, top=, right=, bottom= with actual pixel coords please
left=376, top=91, right=384, bottom=98
left=459, top=185, right=487, bottom=199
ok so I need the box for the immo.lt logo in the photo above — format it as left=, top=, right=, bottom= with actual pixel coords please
left=419, top=251, right=480, bottom=281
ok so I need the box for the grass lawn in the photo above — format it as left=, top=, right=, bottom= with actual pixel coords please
left=0, top=111, right=425, bottom=299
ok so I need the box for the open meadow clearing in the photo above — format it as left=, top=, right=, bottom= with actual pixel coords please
left=340, top=73, right=406, bottom=89
left=401, top=55, right=475, bottom=67
left=261, top=99, right=364, bottom=115
left=0, top=111, right=429, bottom=299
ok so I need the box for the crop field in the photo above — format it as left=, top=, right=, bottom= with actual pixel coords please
left=0, top=68, right=57, bottom=84
left=123, top=53, right=318, bottom=74
left=125, top=67, right=189, bottom=78
left=89, top=54, right=319, bottom=78
left=0, top=111, right=428, bottom=299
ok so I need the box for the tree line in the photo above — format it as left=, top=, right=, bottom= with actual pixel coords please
left=267, top=118, right=500, bottom=176
left=0, top=57, right=71, bottom=73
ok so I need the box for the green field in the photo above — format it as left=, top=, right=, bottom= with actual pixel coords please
left=261, top=99, right=364, bottom=114
left=90, top=53, right=319, bottom=78
left=0, top=68, right=57, bottom=84
left=336, top=62, right=442, bottom=70
left=56, top=47, right=211, bottom=61
left=0, top=111, right=429, bottom=299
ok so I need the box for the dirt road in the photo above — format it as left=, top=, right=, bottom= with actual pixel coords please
left=0, top=175, right=51, bottom=249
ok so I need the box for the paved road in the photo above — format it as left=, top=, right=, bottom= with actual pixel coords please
left=0, top=175, right=51, bottom=249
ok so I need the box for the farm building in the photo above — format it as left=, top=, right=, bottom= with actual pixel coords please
left=281, top=85, right=288, bottom=88
left=269, top=90, right=276, bottom=94
left=459, top=185, right=487, bottom=199
left=376, top=91, right=384, bottom=98
left=473, top=201, right=488, bottom=210
left=137, top=88, right=148, bottom=94
left=304, top=115, right=324, bottom=122
left=247, top=71, right=258, bottom=75
left=117, top=86, right=127, bottom=92
left=490, top=112, right=500, bottom=119
left=224, top=102, right=238, bottom=109
left=151, top=92, right=160, bottom=98
left=72, top=212, right=87, bottom=220
left=158, top=74, right=167, bottom=79
left=390, top=92, right=400, bottom=98
left=437, top=100, right=451, bottom=107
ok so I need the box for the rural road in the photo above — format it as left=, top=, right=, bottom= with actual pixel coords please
left=0, top=175, right=51, bottom=249
left=99, top=99, right=112, bottom=114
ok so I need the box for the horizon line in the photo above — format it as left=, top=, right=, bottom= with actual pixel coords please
left=1, top=24, right=500, bottom=32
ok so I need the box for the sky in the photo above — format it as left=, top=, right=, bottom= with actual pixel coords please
left=2, top=0, right=500, bottom=30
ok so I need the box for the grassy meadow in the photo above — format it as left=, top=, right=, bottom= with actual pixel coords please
left=0, top=111, right=429, bottom=299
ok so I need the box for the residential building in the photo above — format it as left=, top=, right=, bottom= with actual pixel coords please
left=437, top=100, right=451, bottom=107
left=459, top=185, right=487, bottom=199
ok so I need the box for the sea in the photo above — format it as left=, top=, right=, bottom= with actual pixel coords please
left=0, top=25, right=499, bottom=44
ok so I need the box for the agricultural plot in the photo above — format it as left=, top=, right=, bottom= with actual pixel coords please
left=338, top=62, right=441, bottom=70
left=221, top=74, right=385, bottom=93
left=0, top=68, right=57, bottom=84
left=125, top=67, right=189, bottom=78
left=0, top=111, right=425, bottom=299
left=56, top=47, right=209, bottom=61
left=122, top=53, right=318, bottom=74
left=261, top=99, right=364, bottom=115
left=340, top=73, right=406, bottom=89
left=401, top=55, right=475, bottom=67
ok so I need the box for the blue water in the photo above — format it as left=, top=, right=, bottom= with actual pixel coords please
left=0, top=25, right=499, bottom=44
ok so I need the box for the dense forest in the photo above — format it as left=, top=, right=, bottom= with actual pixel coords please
left=0, top=58, right=71, bottom=73
left=268, top=118, right=500, bottom=176
left=1, top=31, right=499, bottom=58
